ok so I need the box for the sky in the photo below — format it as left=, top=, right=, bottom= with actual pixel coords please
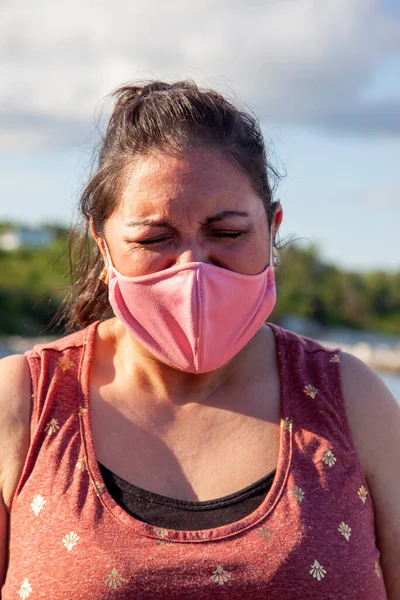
left=1, top=0, right=399, bottom=272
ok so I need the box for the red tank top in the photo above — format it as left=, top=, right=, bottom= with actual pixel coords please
left=2, top=322, right=387, bottom=599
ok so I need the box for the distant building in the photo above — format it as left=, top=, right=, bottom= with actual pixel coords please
left=0, top=228, right=54, bottom=251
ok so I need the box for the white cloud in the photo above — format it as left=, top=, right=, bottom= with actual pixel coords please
left=1, top=0, right=399, bottom=151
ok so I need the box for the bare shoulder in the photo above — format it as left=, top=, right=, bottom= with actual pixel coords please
left=0, top=354, right=32, bottom=510
left=339, top=351, right=400, bottom=480
left=340, top=351, right=400, bottom=595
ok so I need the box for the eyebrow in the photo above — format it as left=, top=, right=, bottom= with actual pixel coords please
left=202, top=210, right=250, bottom=225
left=125, top=210, right=250, bottom=228
left=125, top=219, right=171, bottom=228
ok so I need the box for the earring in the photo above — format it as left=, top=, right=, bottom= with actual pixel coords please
left=273, top=255, right=280, bottom=267
left=98, top=267, right=109, bottom=284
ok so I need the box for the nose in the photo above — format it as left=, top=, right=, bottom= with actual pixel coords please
left=175, top=242, right=209, bottom=266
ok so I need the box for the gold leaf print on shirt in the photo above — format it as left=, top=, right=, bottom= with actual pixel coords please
left=338, top=522, right=351, bottom=541
left=374, top=560, right=382, bottom=579
left=290, top=485, right=305, bottom=503
left=93, top=481, right=105, bottom=497
left=105, top=568, right=125, bottom=590
left=58, top=357, right=73, bottom=372
left=155, top=528, right=168, bottom=539
left=210, top=565, right=231, bottom=585
left=62, top=531, right=80, bottom=551
left=330, top=354, right=340, bottom=363
left=257, top=526, right=273, bottom=542
left=45, top=418, right=60, bottom=436
left=18, top=579, right=32, bottom=599
left=358, top=485, right=368, bottom=504
left=76, top=457, right=87, bottom=471
left=281, top=417, right=293, bottom=432
left=309, top=560, right=327, bottom=581
left=303, top=384, right=318, bottom=399
left=156, top=539, right=172, bottom=548
left=31, top=494, right=46, bottom=516
left=322, top=449, right=337, bottom=467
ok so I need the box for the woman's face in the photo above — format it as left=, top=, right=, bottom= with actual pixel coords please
left=100, top=147, right=282, bottom=277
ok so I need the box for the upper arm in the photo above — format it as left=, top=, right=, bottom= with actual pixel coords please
left=341, top=351, right=400, bottom=598
left=0, top=354, right=32, bottom=586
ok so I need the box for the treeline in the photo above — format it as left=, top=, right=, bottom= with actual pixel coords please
left=0, top=227, right=70, bottom=336
left=273, top=244, right=400, bottom=335
left=0, top=226, right=399, bottom=336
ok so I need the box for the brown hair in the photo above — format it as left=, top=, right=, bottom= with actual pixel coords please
left=61, top=80, right=281, bottom=331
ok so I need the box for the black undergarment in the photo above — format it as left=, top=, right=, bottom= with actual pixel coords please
left=98, top=462, right=276, bottom=530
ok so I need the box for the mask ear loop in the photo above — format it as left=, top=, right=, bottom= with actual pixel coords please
left=98, top=240, right=113, bottom=284
left=269, top=227, right=274, bottom=267
left=270, top=226, right=280, bottom=268
left=102, top=240, right=112, bottom=266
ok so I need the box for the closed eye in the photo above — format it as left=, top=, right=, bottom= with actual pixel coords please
left=209, top=231, right=247, bottom=239
left=136, top=236, right=173, bottom=246
left=213, top=232, right=242, bottom=237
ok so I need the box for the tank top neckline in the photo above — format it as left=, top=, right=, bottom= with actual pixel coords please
left=98, top=460, right=277, bottom=510
left=77, top=320, right=293, bottom=543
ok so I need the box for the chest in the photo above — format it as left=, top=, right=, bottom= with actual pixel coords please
left=90, top=375, right=281, bottom=501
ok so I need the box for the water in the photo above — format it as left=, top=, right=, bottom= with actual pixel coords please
left=0, top=345, right=11, bottom=359
left=380, top=373, right=400, bottom=403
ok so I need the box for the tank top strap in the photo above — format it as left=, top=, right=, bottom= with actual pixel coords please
left=16, top=323, right=98, bottom=497
left=275, top=326, right=353, bottom=442
left=269, top=323, right=365, bottom=492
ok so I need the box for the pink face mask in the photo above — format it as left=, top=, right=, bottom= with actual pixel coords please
left=106, top=238, right=276, bottom=373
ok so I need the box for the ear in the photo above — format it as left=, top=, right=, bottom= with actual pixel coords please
left=89, top=218, right=107, bottom=261
left=273, top=203, right=283, bottom=233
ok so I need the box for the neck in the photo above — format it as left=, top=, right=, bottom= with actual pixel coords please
left=107, top=318, right=263, bottom=405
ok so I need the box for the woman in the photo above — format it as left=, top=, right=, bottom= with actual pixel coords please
left=0, top=81, right=399, bottom=599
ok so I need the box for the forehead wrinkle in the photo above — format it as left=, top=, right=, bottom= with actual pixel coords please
left=121, top=153, right=239, bottom=211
